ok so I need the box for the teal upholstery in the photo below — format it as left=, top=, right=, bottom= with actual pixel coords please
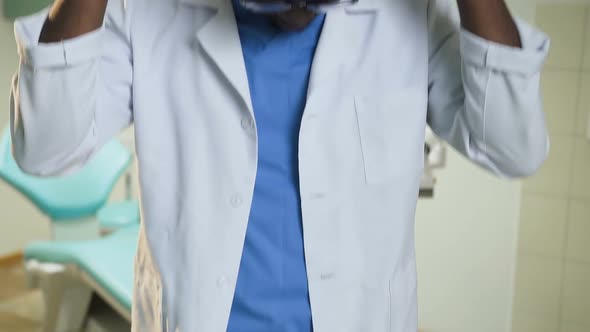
left=24, top=225, right=139, bottom=311
left=98, top=200, right=140, bottom=229
left=0, top=129, right=132, bottom=221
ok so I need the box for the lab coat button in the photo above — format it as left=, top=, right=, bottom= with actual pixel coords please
left=217, top=276, right=228, bottom=288
left=230, top=194, right=243, bottom=207
left=309, top=192, right=326, bottom=200
left=306, top=113, right=318, bottom=120
left=320, top=273, right=335, bottom=281
left=241, top=118, right=254, bottom=131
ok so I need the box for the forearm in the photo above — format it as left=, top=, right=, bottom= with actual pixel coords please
left=40, top=0, right=108, bottom=43
left=457, top=0, right=521, bottom=47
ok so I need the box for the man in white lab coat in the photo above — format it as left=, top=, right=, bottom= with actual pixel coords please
left=9, top=0, right=549, bottom=331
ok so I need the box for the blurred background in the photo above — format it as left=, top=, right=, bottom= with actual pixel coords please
left=0, top=0, right=589, bottom=331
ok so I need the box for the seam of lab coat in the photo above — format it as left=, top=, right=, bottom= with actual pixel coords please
left=353, top=96, right=369, bottom=184
left=481, top=68, right=493, bottom=155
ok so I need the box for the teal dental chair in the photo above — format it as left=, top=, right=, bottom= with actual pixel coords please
left=0, top=129, right=140, bottom=240
left=25, top=225, right=137, bottom=332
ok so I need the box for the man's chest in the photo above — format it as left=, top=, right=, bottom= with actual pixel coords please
left=129, top=0, right=430, bottom=186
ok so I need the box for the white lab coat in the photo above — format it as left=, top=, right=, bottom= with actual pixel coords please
left=10, top=0, right=549, bottom=330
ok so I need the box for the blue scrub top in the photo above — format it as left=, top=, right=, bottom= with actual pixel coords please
left=226, top=2, right=325, bottom=332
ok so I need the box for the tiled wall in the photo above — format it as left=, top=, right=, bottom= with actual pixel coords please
left=512, top=4, right=590, bottom=332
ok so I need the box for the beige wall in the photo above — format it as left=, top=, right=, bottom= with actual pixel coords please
left=512, top=3, right=590, bottom=332
left=416, top=155, right=522, bottom=332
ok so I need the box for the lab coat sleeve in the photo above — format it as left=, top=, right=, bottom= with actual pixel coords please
left=426, top=0, right=550, bottom=178
left=9, top=1, right=133, bottom=176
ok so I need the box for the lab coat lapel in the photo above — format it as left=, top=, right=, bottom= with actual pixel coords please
left=194, top=0, right=255, bottom=114
left=308, top=2, right=378, bottom=96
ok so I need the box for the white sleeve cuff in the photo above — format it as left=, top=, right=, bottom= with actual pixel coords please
left=14, top=9, right=104, bottom=69
left=459, top=18, right=550, bottom=76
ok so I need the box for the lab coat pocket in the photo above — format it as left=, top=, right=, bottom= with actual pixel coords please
left=354, top=90, right=427, bottom=185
